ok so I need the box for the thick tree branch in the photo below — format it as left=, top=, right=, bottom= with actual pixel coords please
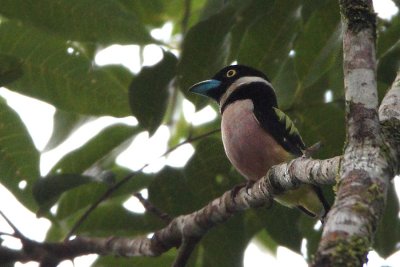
left=379, top=70, right=400, bottom=174
left=0, top=156, right=339, bottom=265
left=314, top=1, right=393, bottom=266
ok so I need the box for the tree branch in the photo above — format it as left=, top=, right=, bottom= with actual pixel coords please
left=379, top=70, right=400, bottom=174
left=65, top=129, right=220, bottom=240
left=313, top=1, right=394, bottom=266
left=1, top=156, right=339, bottom=265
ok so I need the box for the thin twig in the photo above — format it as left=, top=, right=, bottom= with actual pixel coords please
left=172, top=237, right=200, bottom=267
left=161, top=128, right=220, bottom=158
left=0, top=211, right=23, bottom=238
left=65, top=129, right=220, bottom=240
left=133, top=192, right=172, bottom=223
left=64, top=164, right=148, bottom=241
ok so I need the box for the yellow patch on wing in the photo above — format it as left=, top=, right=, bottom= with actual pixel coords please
left=272, top=107, right=300, bottom=137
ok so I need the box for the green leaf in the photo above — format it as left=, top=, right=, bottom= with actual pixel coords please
left=0, top=98, right=40, bottom=211
left=272, top=57, right=299, bottom=108
left=33, top=173, right=94, bottom=213
left=253, top=205, right=304, bottom=253
left=294, top=0, right=341, bottom=88
left=374, top=185, right=400, bottom=257
left=377, top=16, right=400, bottom=58
left=43, top=110, right=95, bottom=152
left=118, top=0, right=165, bottom=27
left=377, top=43, right=400, bottom=87
left=74, top=204, right=164, bottom=236
left=178, top=6, right=236, bottom=109
left=295, top=102, right=345, bottom=159
left=50, top=124, right=139, bottom=174
left=0, top=0, right=153, bottom=45
left=237, top=0, right=302, bottom=78
left=298, top=213, right=323, bottom=259
left=183, top=137, right=239, bottom=207
left=197, top=214, right=247, bottom=267
left=53, top=169, right=153, bottom=222
left=148, top=168, right=195, bottom=215
left=0, top=21, right=132, bottom=116
left=129, top=51, right=178, bottom=134
left=0, top=54, right=23, bottom=87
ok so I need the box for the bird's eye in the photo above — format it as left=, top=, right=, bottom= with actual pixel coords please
left=226, top=69, right=236, bottom=77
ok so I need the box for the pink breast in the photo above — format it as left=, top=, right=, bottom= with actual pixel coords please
left=221, top=100, right=289, bottom=181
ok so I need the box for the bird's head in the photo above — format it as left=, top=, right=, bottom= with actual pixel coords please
left=189, top=65, right=271, bottom=104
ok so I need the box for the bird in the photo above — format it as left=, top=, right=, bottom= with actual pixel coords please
left=189, top=64, right=330, bottom=220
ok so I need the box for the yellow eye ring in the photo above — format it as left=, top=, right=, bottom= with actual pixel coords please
left=226, top=69, right=236, bottom=77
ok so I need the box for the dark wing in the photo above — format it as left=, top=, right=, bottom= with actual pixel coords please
left=253, top=106, right=306, bottom=156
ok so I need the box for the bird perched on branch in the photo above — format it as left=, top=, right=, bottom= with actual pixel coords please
left=189, top=65, right=330, bottom=220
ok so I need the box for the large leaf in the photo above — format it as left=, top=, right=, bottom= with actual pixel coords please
left=377, top=15, right=400, bottom=58
left=374, top=184, right=400, bottom=257
left=33, top=173, right=94, bottom=213
left=129, top=51, right=178, bottom=134
left=178, top=6, right=236, bottom=109
left=293, top=0, right=341, bottom=89
left=0, top=54, right=23, bottom=87
left=43, top=110, right=95, bottom=152
left=253, top=204, right=304, bottom=253
left=0, top=0, right=153, bottom=45
left=294, top=102, right=345, bottom=159
left=237, top=0, right=302, bottom=79
left=0, top=98, right=40, bottom=211
left=73, top=204, right=165, bottom=236
left=50, top=124, right=139, bottom=174
left=183, top=137, right=239, bottom=207
left=0, top=22, right=132, bottom=116
left=53, top=171, right=152, bottom=222
left=196, top=214, right=247, bottom=267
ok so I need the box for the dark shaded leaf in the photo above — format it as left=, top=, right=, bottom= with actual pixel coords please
left=197, top=214, right=247, bottom=267
left=0, top=98, right=40, bottom=211
left=53, top=170, right=152, bottom=222
left=253, top=204, right=304, bottom=253
left=377, top=15, right=400, bottom=58
left=178, top=6, right=236, bottom=109
left=377, top=43, right=400, bottom=87
left=273, top=57, right=299, bottom=108
left=294, top=0, right=341, bottom=88
left=294, top=102, right=345, bottom=159
left=129, top=51, right=178, bottom=134
left=237, top=0, right=302, bottom=79
left=183, top=137, right=238, bottom=207
left=0, top=0, right=153, bottom=45
left=74, top=205, right=165, bottom=236
left=374, top=184, right=400, bottom=257
left=148, top=167, right=195, bottom=215
left=0, top=22, right=132, bottom=116
left=0, top=54, right=23, bottom=86
left=298, top=214, right=323, bottom=259
left=33, top=173, right=94, bottom=213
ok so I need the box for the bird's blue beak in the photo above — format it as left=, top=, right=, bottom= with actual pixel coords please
left=189, top=79, right=222, bottom=97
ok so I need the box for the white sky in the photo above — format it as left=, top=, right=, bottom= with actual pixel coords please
left=0, top=1, right=399, bottom=266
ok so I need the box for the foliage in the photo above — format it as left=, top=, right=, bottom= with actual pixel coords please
left=0, top=0, right=399, bottom=266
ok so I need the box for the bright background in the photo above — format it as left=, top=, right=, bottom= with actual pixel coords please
left=0, top=1, right=399, bottom=266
